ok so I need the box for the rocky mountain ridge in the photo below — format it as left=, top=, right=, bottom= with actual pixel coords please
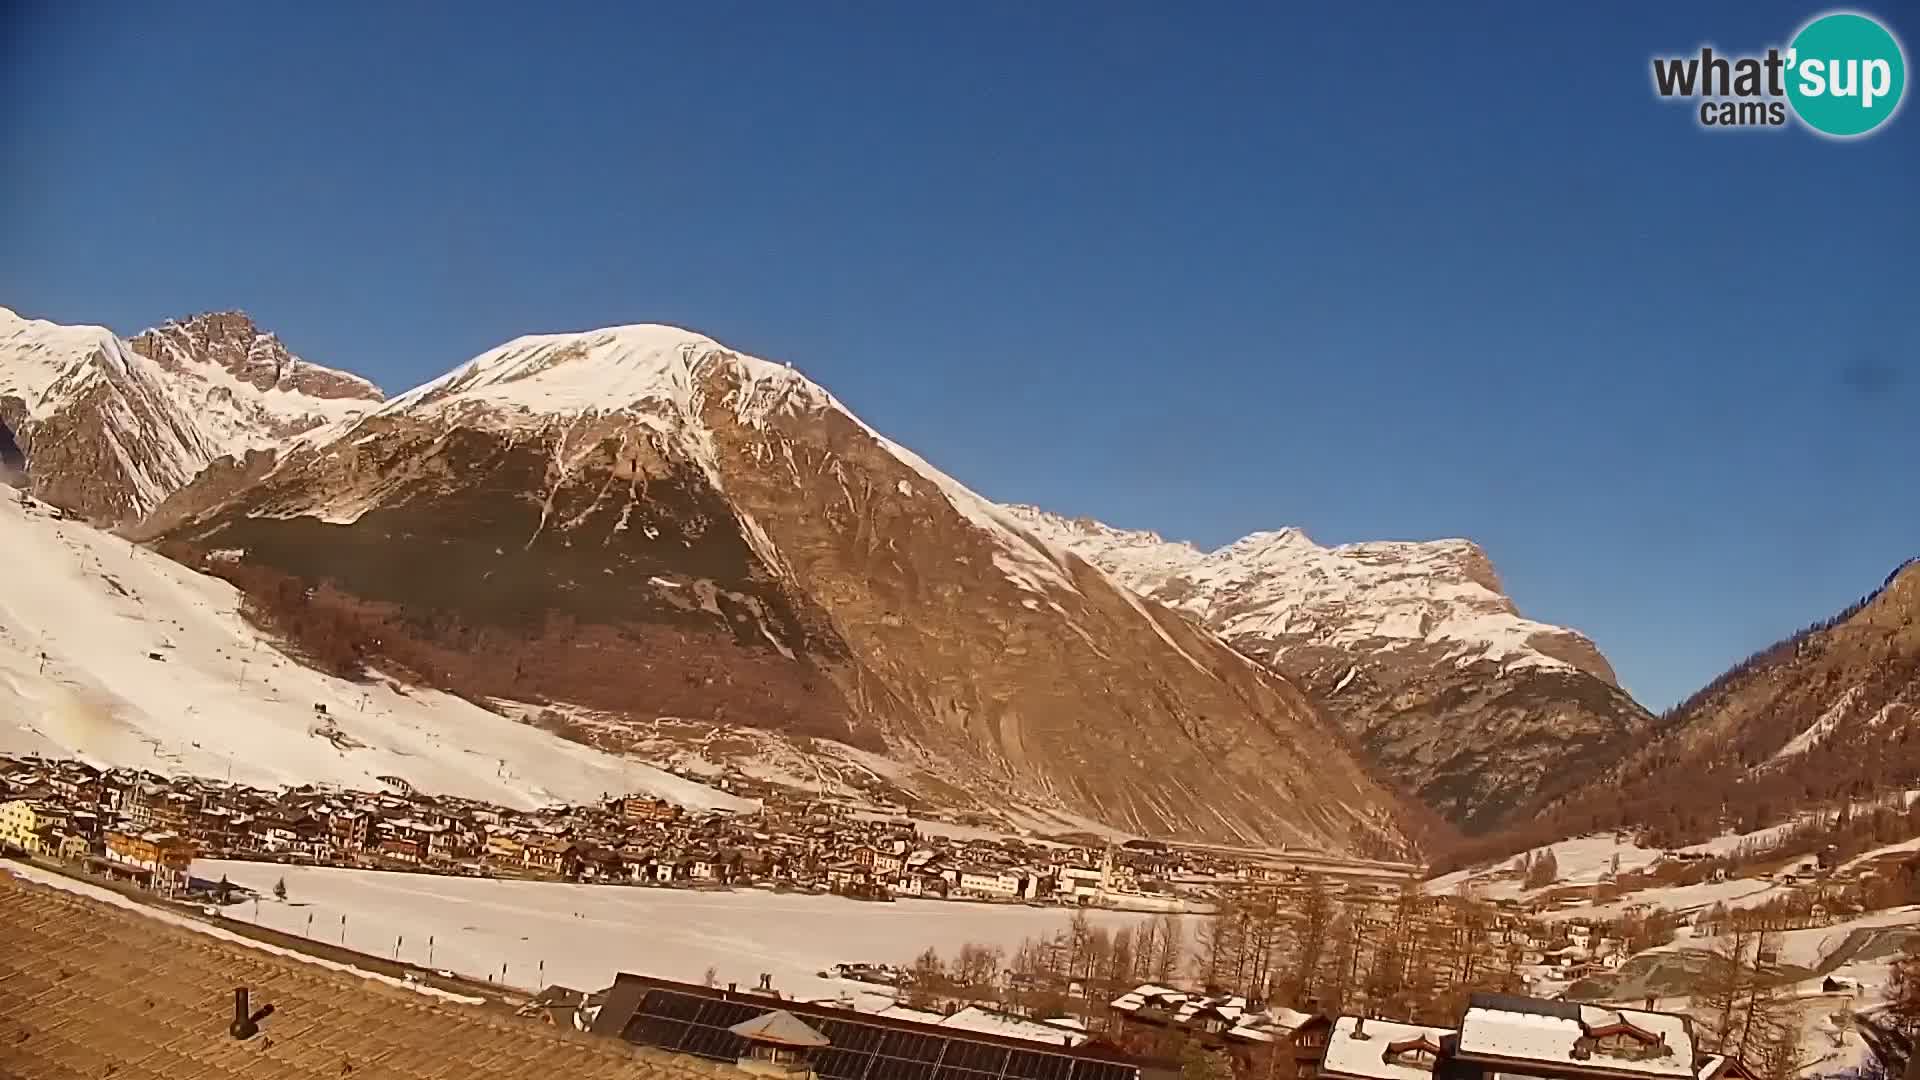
left=0, top=306, right=381, bottom=522
left=123, top=322, right=1415, bottom=851
left=1006, top=506, right=1660, bottom=834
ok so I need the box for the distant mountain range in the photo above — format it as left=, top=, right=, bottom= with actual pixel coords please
left=3, top=303, right=1909, bottom=857
left=1005, top=508, right=1660, bottom=834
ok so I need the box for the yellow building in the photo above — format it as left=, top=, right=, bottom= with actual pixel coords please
left=103, top=829, right=197, bottom=894
left=0, top=800, right=46, bottom=854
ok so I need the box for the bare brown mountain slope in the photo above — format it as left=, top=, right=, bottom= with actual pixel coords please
left=1443, top=558, right=1920, bottom=866
left=143, top=324, right=1414, bottom=852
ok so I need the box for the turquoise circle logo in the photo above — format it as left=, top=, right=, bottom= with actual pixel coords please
left=1786, top=11, right=1907, bottom=137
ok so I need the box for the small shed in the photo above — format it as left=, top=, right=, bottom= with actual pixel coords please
left=729, top=1009, right=831, bottom=1077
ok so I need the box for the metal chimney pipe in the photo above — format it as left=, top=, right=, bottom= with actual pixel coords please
left=230, top=987, right=254, bottom=1039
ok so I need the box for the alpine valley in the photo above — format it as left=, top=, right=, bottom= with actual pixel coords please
left=3, top=304, right=1913, bottom=861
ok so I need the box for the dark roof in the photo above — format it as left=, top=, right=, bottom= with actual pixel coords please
left=1467, top=992, right=1581, bottom=1021
left=594, top=973, right=1148, bottom=1080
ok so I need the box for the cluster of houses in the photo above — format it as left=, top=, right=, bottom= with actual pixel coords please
left=1101, top=984, right=1760, bottom=1080
left=0, top=754, right=1251, bottom=909
left=0, top=760, right=198, bottom=893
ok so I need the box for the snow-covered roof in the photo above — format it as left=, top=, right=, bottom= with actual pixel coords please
left=1455, top=1003, right=1693, bottom=1078
left=938, top=1006, right=1088, bottom=1047
left=1110, top=983, right=1186, bottom=1012
left=1229, top=1006, right=1321, bottom=1042
left=1320, top=1017, right=1457, bottom=1080
left=873, top=1005, right=1088, bottom=1047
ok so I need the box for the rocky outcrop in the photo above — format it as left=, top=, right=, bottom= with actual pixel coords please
left=147, top=324, right=1414, bottom=852
left=0, top=306, right=383, bottom=524
left=1007, top=508, right=1659, bottom=835
left=129, top=311, right=383, bottom=442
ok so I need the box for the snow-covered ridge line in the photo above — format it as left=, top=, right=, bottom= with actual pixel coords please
left=334, top=322, right=1091, bottom=599
left=1001, top=504, right=1595, bottom=675
left=0, top=305, right=148, bottom=413
left=369, top=324, right=822, bottom=425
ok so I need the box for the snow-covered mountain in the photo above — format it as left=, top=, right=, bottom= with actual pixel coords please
left=1004, top=507, right=1658, bottom=835
left=1002, top=509, right=1615, bottom=678
left=139, top=322, right=1414, bottom=852
left=0, top=307, right=381, bottom=523
left=129, top=311, right=383, bottom=445
left=0, top=489, right=748, bottom=812
left=1, top=307, right=223, bottom=522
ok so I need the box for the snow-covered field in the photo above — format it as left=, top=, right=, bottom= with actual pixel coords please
left=1539, top=877, right=1782, bottom=923
left=0, top=495, right=749, bottom=813
left=196, top=860, right=1157, bottom=1001
left=1428, top=833, right=1663, bottom=898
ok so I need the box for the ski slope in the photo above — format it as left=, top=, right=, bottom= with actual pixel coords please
left=0, top=493, right=751, bottom=812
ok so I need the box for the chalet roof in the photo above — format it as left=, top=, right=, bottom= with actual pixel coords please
left=1456, top=999, right=1693, bottom=1079
left=729, top=1009, right=831, bottom=1047
left=1320, top=1017, right=1457, bottom=1080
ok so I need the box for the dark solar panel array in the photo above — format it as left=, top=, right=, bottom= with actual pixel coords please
left=619, top=989, right=1138, bottom=1080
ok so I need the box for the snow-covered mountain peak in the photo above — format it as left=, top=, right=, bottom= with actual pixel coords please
left=0, top=307, right=139, bottom=410
left=376, top=323, right=833, bottom=430
left=1215, top=526, right=1319, bottom=564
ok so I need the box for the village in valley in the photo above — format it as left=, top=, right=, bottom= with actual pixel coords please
left=0, top=751, right=1420, bottom=909
left=9, top=748, right=1920, bottom=1080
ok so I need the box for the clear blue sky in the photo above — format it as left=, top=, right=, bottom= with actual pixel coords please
left=4, top=3, right=1914, bottom=709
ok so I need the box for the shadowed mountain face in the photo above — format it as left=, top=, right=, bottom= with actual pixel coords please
left=0, top=411, right=24, bottom=485
left=144, top=325, right=1415, bottom=852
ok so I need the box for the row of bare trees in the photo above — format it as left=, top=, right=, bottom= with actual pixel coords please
left=907, top=909, right=1189, bottom=1022
left=909, top=883, right=1545, bottom=1032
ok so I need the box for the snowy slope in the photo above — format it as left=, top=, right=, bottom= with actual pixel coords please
left=0, top=492, right=750, bottom=812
